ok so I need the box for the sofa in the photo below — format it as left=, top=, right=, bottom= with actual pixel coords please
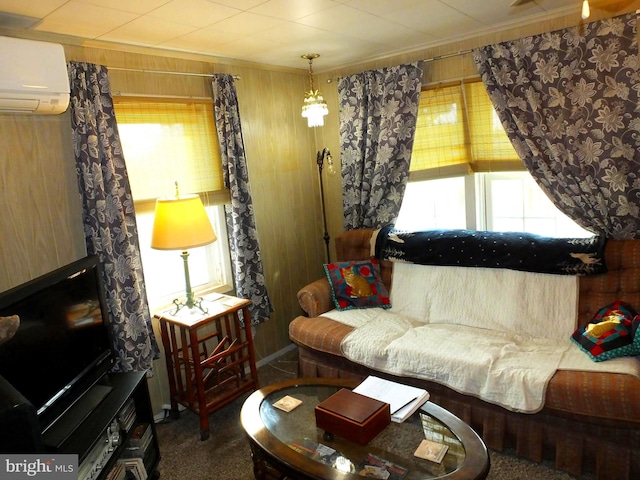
left=289, top=228, right=640, bottom=480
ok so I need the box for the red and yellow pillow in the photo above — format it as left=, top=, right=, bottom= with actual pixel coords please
left=571, top=300, right=640, bottom=361
left=324, top=259, right=391, bottom=311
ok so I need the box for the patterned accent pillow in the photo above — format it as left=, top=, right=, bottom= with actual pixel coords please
left=324, top=259, right=391, bottom=311
left=571, top=300, right=640, bottom=362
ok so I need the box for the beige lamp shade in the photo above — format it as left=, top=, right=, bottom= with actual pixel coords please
left=151, top=194, right=216, bottom=250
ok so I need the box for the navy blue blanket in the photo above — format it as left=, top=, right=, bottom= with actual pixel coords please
left=373, top=226, right=607, bottom=276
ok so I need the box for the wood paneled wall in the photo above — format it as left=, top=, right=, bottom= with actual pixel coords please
left=0, top=42, right=324, bottom=415
left=0, top=2, right=637, bottom=415
left=0, top=113, right=85, bottom=286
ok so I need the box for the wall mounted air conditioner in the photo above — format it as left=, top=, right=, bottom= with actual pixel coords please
left=0, top=36, right=70, bottom=115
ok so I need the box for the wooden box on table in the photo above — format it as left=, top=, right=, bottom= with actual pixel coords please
left=314, top=388, right=390, bottom=445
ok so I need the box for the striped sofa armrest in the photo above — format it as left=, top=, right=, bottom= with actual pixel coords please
left=297, top=278, right=335, bottom=318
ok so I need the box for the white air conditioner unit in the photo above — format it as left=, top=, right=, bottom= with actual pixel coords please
left=0, top=36, right=70, bottom=115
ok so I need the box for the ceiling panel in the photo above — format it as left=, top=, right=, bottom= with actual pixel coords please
left=99, top=16, right=199, bottom=47
left=146, top=0, right=241, bottom=29
left=33, top=2, right=138, bottom=38
left=75, top=0, right=170, bottom=16
left=0, top=0, right=629, bottom=70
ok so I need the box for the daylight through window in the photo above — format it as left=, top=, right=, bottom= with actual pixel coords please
left=397, top=81, right=592, bottom=238
left=114, top=99, right=232, bottom=310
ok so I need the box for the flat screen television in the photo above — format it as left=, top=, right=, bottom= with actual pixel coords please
left=0, top=255, right=115, bottom=434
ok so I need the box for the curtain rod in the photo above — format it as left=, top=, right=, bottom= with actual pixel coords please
left=108, top=66, right=241, bottom=80
left=326, top=49, right=473, bottom=83
left=423, top=49, right=473, bottom=63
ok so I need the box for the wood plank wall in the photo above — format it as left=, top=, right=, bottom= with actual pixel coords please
left=0, top=1, right=637, bottom=415
left=0, top=41, right=324, bottom=414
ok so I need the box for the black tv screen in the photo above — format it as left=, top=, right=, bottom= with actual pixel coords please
left=0, top=255, right=115, bottom=429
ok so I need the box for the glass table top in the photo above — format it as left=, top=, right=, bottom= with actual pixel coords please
left=258, top=383, right=470, bottom=479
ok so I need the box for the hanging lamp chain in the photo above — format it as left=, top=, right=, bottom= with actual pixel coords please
left=308, top=56, right=315, bottom=92
left=302, top=53, right=321, bottom=93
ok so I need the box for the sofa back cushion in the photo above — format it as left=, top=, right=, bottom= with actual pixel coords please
left=578, top=239, right=640, bottom=327
left=336, top=229, right=640, bottom=330
left=389, top=261, right=577, bottom=340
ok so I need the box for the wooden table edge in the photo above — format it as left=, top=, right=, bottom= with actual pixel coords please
left=240, top=377, right=490, bottom=480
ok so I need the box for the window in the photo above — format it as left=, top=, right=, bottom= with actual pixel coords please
left=396, top=173, right=592, bottom=238
left=114, top=99, right=233, bottom=310
left=409, top=81, right=522, bottom=181
left=483, top=173, right=592, bottom=237
left=395, top=177, right=466, bottom=231
left=397, top=81, right=592, bottom=238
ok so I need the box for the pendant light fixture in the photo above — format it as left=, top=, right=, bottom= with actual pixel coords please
left=301, top=53, right=328, bottom=128
left=582, top=0, right=590, bottom=20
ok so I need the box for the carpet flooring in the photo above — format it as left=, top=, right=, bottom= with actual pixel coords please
left=154, top=348, right=589, bottom=480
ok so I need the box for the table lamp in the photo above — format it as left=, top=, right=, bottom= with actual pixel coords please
left=151, top=186, right=216, bottom=314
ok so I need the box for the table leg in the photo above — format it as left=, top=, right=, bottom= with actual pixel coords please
left=159, top=321, right=181, bottom=419
left=249, top=443, right=268, bottom=480
left=242, top=305, right=260, bottom=388
left=189, top=328, right=210, bottom=440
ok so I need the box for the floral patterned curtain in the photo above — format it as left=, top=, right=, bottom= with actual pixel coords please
left=338, top=62, right=424, bottom=230
left=211, top=74, right=273, bottom=325
left=473, top=13, right=640, bottom=239
left=67, top=62, right=159, bottom=372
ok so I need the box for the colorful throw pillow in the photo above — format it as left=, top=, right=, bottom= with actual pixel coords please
left=324, top=259, right=391, bottom=311
left=571, top=300, right=640, bottom=362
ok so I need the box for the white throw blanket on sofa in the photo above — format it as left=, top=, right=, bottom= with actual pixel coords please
left=324, top=262, right=595, bottom=413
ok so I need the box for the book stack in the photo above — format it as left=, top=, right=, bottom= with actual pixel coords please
left=122, top=423, right=153, bottom=460
left=117, top=398, right=137, bottom=432
left=117, top=457, right=147, bottom=480
left=103, top=461, right=126, bottom=480
left=353, top=376, right=430, bottom=423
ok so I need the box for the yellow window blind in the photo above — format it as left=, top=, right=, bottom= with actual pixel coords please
left=410, top=81, right=524, bottom=180
left=410, top=84, right=471, bottom=178
left=113, top=99, right=228, bottom=205
left=466, top=82, right=521, bottom=168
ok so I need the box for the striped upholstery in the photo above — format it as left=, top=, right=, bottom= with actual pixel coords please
left=289, top=229, right=640, bottom=480
left=578, top=240, right=640, bottom=326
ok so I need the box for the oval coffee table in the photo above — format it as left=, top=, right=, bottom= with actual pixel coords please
left=240, top=378, right=489, bottom=480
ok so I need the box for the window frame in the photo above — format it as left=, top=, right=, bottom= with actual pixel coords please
left=113, top=97, right=234, bottom=312
left=398, top=79, right=592, bottom=238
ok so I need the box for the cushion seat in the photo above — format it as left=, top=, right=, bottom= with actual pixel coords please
left=290, top=314, right=640, bottom=425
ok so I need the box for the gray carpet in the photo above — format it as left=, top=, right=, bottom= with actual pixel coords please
left=155, top=349, right=588, bottom=480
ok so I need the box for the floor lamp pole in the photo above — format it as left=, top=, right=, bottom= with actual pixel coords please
left=317, top=148, right=331, bottom=264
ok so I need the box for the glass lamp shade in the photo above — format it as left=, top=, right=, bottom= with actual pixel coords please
left=151, top=194, right=216, bottom=250
left=581, top=0, right=590, bottom=19
left=302, top=90, right=329, bottom=127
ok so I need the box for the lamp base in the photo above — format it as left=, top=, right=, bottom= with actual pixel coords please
left=169, top=249, right=209, bottom=316
left=171, top=296, right=208, bottom=316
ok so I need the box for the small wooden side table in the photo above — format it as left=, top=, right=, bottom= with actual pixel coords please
left=156, top=293, right=259, bottom=440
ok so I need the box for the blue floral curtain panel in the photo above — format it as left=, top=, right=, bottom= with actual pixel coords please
left=338, top=62, right=424, bottom=230
left=68, top=62, right=159, bottom=372
left=473, top=13, right=640, bottom=239
left=211, top=74, right=273, bottom=325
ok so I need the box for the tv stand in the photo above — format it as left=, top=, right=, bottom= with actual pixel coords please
left=67, top=372, right=160, bottom=480
left=0, top=371, right=160, bottom=480
left=43, top=383, right=113, bottom=449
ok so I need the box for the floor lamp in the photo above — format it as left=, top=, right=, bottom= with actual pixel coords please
left=316, top=148, right=335, bottom=263
left=151, top=186, right=217, bottom=315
